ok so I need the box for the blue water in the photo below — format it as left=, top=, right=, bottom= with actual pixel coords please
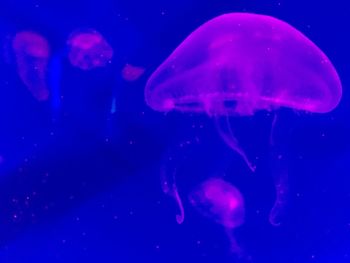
left=0, top=0, right=349, bottom=262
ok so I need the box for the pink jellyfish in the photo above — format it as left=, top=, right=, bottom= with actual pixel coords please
left=12, top=31, right=50, bottom=101
left=67, top=29, right=113, bottom=70
left=145, top=13, right=342, bottom=225
left=121, top=63, right=145, bottom=82
left=189, top=177, right=245, bottom=254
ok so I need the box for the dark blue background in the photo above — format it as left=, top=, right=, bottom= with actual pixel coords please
left=0, top=0, right=349, bottom=262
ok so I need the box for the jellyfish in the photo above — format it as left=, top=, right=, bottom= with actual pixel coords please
left=189, top=177, right=245, bottom=254
left=145, top=13, right=342, bottom=225
left=121, top=63, right=145, bottom=82
left=109, top=63, right=145, bottom=114
left=67, top=29, right=113, bottom=70
left=12, top=31, right=50, bottom=101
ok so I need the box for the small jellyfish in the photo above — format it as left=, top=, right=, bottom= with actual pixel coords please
left=189, top=177, right=245, bottom=254
left=121, top=63, right=145, bottom=82
left=67, top=29, right=113, bottom=70
left=145, top=13, right=342, bottom=226
left=12, top=31, right=50, bottom=101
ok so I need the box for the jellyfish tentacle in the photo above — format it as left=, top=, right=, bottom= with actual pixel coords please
left=225, top=229, right=253, bottom=262
left=160, top=157, right=185, bottom=224
left=224, top=228, right=242, bottom=255
left=173, top=185, right=185, bottom=224
left=269, top=169, right=288, bottom=226
left=269, top=112, right=278, bottom=146
left=268, top=113, right=290, bottom=227
left=214, top=116, right=256, bottom=172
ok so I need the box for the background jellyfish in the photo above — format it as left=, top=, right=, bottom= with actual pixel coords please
left=67, top=29, right=113, bottom=70
left=12, top=31, right=50, bottom=101
left=121, top=63, right=145, bottom=82
left=109, top=63, right=145, bottom=116
left=189, top=177, right=245, bottom=254
left=145, top=13, right=342, bottom=226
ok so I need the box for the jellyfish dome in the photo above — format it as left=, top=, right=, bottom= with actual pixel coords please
left=145, top=13, right=342, bottom=116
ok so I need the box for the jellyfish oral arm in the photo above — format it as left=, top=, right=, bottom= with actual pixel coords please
left=160, top=169, right=185, bottom=224
left=214, top=116, right=256, bottom=172
left=224, top=228, right=243, bottom=256
left=173, top=186, right=185, bottom=224
left=269, top=170, right=288, bottom=226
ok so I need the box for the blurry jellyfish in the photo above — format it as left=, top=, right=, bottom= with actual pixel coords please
left=189, top=177, right=245, bottom=254
left=109, top=63, right=145, bottom=114
left=121, top=63, right=145, bottom=82
left=67, top=29, right=113, bottom=70
left=12, top=31, right=50, bottom=101
left=145, top=13, right=342, bottom=225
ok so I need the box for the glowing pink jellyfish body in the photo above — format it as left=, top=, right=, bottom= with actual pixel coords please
left=145, top=13, right=342, bottom=225
left=189, top=178, right=245, bottom=254
left=145, top=13, right=341, bottom=115
left=12, top=31, right=50, bottom=101
left=121, top=63, right=145, bottom=82
left=67, top=29, right=113, bottom=70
